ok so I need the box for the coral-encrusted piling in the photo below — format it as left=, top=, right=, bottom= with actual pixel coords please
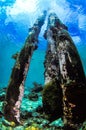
left=43, top=22, right=63, bottom=121
left=43, top=14, right=62, bottom=83
left=43, top=13, right=86, bottom=129
left=4, top=11, right=47, bottom=124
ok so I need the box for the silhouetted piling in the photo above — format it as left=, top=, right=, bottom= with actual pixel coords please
left=43, top=13, right=86, bottom=129
left=4, top=11, right=47, bottom=123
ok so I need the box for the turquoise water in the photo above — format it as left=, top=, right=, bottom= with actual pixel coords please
left=25, top=49, right=46, bottom=88
left=0, top=35, right=47, bottom=88
left=0, top=38, right=86, bottom=89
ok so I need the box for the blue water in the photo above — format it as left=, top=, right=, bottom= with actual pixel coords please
left=0, top=0, right=86, bottom=88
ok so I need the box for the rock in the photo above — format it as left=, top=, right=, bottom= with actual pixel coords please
left=36, top=106, right=43, bottom=114
left=28, top=92, right=38, bottom=101
left=0, top=93, right=5, bottom=101
left=21, top=110, right=32, bottom=120
left=0, top=111, right=3, bottom=118
left=32, top=82, right=43, bottom=93
left=42, top=80, right=63, bottom=121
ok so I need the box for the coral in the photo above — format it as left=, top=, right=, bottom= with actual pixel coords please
left=42, top=80, right=63, bottom=121
left=25, top=126, right=42, bottom=130
left=28, top=92, right=38, bottom=101
left=10, top=121, right=16, bottom=127
left=32, top=82, right=43, bottom=93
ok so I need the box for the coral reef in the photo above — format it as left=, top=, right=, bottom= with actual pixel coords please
left=0, top=88, right=86, bottom=129
left=28, top=92, right=38, bottom=101
left=0, top=89, right=63, bottom=130
left=31, top=82, right=43, bottom=93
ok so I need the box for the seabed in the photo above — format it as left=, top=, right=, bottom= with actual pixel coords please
left=0, top=86, right=86, bottom=130
left=0, top=87, right=63, bottom=130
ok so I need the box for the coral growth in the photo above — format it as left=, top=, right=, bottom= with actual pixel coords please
left=42, top=80, right=63, bottom=121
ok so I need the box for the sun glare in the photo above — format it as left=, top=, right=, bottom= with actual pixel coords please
left=7, top=0, right=37, bottom=16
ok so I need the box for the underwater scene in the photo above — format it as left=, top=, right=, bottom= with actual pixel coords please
left=0, top=0, right=86, bottom=130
